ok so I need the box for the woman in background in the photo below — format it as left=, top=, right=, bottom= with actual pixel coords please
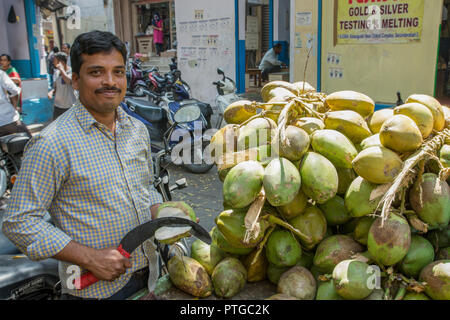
left=152, top=12, right=164, bottom=56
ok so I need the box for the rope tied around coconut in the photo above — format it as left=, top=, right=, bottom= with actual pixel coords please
left=377, top=128, right=450, bottom=225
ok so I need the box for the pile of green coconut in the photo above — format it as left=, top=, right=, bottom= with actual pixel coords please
left=162, top=82, right=450, bottom=300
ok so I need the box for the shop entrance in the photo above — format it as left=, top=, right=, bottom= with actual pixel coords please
left=134, top=0, right=176, bottom=57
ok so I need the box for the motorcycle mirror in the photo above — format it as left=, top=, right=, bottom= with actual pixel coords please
left=217, top=68, right=224, bottom=75
left=173, top=105, right=201, bottom=124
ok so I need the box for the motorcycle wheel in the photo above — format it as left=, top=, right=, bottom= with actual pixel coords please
left=182, top=141, right=213, bottom=174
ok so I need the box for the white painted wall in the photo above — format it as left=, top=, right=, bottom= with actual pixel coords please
left=175, top=0, right=236, bottom=105
left=0, top=0, right=30, bottom=60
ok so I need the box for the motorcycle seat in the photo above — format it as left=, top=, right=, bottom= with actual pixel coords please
left=0, top=133, right=30, bottom=155
left=125, top=98, right=165, bottom=122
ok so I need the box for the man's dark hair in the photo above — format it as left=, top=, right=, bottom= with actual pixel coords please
left=274, top=43, right=282, bottom=49
left=63, top=43, right=71, bottom=49
left=54, top=52, right=68, bottom=64
left=53, top=47, right=59, bottom=53
left=1, top=54, right=12, bottom=62
left=71, top=30, right=127, bottom=75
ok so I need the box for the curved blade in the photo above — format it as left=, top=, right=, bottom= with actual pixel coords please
left=119, top=217, right=211, bottom=254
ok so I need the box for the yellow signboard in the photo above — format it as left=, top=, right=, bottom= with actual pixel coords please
left=336, top=0, right=425, bottom=44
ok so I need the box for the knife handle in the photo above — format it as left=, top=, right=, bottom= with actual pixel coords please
left=73, top=245, right=131, bottom=290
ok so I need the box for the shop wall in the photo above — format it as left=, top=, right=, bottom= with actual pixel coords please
left=0, top=0, right=32, bottom=78
left=320, top=0, right=442, bottom=104
left=175, top=0, right=237, bottom=104
left=60, top=0, right=116, bottom=46
left=290, top=0, right=319, bottom=87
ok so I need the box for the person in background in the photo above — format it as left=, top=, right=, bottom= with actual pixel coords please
left=152, top=12, right=164, bottom=56
left=258, top=43, right=286, bottom=82
left=0, top=54, right=22, bottom=113
left=47, top=46, right=59, bottom=88
left=0, top=69, right=31, bottom=137
left=48, top=52, right=76, bottom=119
left=62, top=43, right=71, bottom=67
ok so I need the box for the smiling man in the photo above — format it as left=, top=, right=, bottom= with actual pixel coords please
left=2, top=31, right=163, bottom=300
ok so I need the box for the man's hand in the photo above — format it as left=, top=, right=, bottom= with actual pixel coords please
left=48, top=90, right=54, bottom=100
left=54, top=241, right=132, bottom=282
left=84, top=246, right=132, bottom=281
left=56, top=62, right=64, bottom=72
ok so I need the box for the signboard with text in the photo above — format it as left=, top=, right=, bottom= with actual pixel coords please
left=336, top=0, right=425, bottom=44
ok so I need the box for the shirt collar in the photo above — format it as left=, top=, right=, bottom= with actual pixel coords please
left=74, top=100, right=135, bottom=134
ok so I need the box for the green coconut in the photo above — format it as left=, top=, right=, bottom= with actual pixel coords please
left=276, top=189, right=308, bottom=220
left=419, top=260, right=450, bottom=300
left=315, top=280, right=344, bottom=300
left=294, top=117, right=325, bottom=135
left=364, top=288, right=385, bottom=300
left=440, top=144, right=450, bottom=168
left=191, top=240, right=227, bottom=276
left=311, top=129, right=358, bottom=169
left=345, top=176, right=383, bottom=218
left=403, top=292, right=431, bottom=300
left=168, top=255, right=213, bottom=298
left=318, top=195, right=352, bottom=226
left=360, top=134, right=382, bottom=150
left=340, top=218, right=359, bottom=234
left=409, top=173, right=450, bottom=230
left=263, top=157, right=301, bottom=207
left=289, top=206, right=327, bottom=250
left=313, top=235, right=365, bottom=274
left=278, top=266, right=317, bottom=300
left=353, top=216, right=376, bottom=246
left=223, top=160, right=264, bottom=209
left=155, top=201, right=197, bottom=245
left=266, top=229, right=302, bottom=267
left=211, top=227, right=253, bottom=256
left=212, top=257, right=247, bottom=298
left=336, top=167, right=357, bottom=195
left=237, top=117, right=277, bottom=150
left=333, top=259, right=374, bottom=300
left=399, top=235, right=435, bottom=279
left=275, top=125, right=310, bottom=162
left=216, top=209, right=269, bottom=249
left=299, top=152, right=339, bottom=204
left=267, top=263, right=290, bottom=285
left=367, top=214, right=411, bottom=266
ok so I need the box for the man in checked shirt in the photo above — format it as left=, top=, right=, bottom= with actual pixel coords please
left=2, top=31, right=165, bottom=300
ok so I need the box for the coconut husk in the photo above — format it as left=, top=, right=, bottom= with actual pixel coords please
left=243, top=188, right=267, bottom=244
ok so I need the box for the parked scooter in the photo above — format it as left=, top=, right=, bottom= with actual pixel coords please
left=0, top=132, right=31, bottom=199
left=0, top=107, right=210, bottom=299
left=126, top=53, right=157, bottom=97
left=122, top=88, right=214, bottom=174
left=212, top=68, right=241, bottom=129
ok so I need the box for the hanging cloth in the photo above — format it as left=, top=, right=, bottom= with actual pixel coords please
left=8, top=6, right=17, bottom=23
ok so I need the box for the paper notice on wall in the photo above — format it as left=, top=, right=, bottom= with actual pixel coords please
left=296, top=12, right=312, bottom=26
left=195, top=10, right=204, bottom=20
left=295, top=32, right=302, bottom=48
left=327, top=53, right=341, bottom=65
left=329, top=68, right=344, bottom=79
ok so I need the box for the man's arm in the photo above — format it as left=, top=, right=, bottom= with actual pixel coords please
left=1, top=70, right=20, bottom=100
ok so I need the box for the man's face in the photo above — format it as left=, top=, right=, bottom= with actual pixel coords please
left=0, top=56, right=10, bottom=71
left=274, top=46, right=282, bottom=55
left=62, top=45, right=70, bottom=55
left=72, top=49, right=126, bottom=115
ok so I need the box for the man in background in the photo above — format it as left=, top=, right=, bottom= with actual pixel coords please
left=259, top=43, right=286, bottom=82
left=0, top=54, right=22, bottom=113
left=0, top=69, right=30, bottom=137
left=48, top=52, right=77, bottom=119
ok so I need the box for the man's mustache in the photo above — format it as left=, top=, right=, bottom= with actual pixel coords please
left=95, top=87, right=122, bottom=94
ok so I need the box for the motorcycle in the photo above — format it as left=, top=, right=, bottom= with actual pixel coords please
left=212, top=68, right=241, bottom=129
left=147, top=67, right=191, bottom=100
left=126, top=53, right=156, bottom=97
left=0, top=132, right=31, bottom=199
left=122, top=83, right=214, bottom=174
left=0, top=106, right=210, bottom=300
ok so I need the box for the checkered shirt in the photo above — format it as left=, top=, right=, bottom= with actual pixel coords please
left=2, top=101, right=163, bottom=299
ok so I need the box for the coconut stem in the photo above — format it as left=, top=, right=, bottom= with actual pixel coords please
left=264, top=214, right=313, bottom=244
left=378, top=129, right=450, bottom=223
left=394, top=284, right=407, bottom=300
